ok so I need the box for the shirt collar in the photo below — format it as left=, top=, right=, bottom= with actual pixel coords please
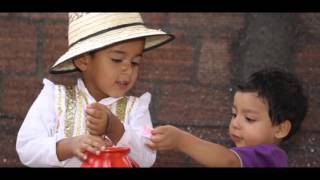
left=76, top=78, right=123, bottom=106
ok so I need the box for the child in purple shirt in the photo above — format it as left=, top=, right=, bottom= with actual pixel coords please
left=146, top=68, right=308, bottom=167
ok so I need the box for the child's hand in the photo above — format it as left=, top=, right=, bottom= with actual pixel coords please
left=71, top=134, right=107, bottom=160
left=145, top=125, right=183, bottom=151
left=142, top=125, right=153, bottom=139
left=85, top=103, right=113, bottom=136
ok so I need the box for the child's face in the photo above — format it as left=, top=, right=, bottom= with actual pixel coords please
left=228, top=91, right=280, bottom=147
left=82, top=39, right=145, bottom=101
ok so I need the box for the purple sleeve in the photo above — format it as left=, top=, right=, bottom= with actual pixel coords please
left=231, top=144, right=288, bottom=167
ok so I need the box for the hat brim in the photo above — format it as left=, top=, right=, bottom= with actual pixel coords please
left=50, top=25, right=174, bottom=74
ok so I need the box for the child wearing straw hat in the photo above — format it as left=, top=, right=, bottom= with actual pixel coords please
left=16, top=13, right=174, bottom=167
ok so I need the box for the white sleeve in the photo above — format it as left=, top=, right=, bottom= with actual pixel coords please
left=16, top=79, right=64, bottom=167
left=116, top=92, right=156, bottom=167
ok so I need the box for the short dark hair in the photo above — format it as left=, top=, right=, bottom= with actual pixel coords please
left=237, top=68, right=308, bottom=140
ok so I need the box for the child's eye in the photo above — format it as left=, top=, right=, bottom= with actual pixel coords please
left=112, top=59, right=122, bottom=63
left=131, top=61, right=140, bottom=66
left=131, top=56, right=141, bottom=66
left=246, top=117, right=256, bottom=123
left=231, top=113, right=237, bottom=119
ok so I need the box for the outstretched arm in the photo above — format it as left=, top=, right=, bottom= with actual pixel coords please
left=146, top=125, right=241, bottom=167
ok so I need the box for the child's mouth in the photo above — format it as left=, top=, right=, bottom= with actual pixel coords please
left=117, top=81, right=129, bottom=90
left=231, top=134, right=242, bottom=143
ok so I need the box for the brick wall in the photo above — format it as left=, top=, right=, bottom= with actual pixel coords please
left=0, top=13, right=319, bottom=167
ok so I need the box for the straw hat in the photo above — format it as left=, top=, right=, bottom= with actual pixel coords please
left=50, top=13, right=174, bottom=74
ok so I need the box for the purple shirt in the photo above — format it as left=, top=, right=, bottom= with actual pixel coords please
left=230, top=144, right=288, bottom=167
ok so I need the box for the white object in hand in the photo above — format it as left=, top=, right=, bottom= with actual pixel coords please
left=142, top=125, right=153, bottom=139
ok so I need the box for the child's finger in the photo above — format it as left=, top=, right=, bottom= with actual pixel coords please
left=88, top=129, right=99, bottom=136
left=87, top=102, right=101, bottom=109
left=86, top=116, right=99, bottom=126
left=86, top=108, right=104, bottom=118
left=91, top=141, right=103, bottom=149
left=74, top=145, right=88, bottom=160
left=76, top=150, right=88, bottom=160
left=90, top=135, right=109, bottom=147
left=83, top=136, right=102, bottom=148
left=85, top=145, right=101, bottom=155
left=151, top=126, right=165, bottom=134
left=142, top=125, right=153, bottom=138
left=86, top=121, right=104, bottom=135
left=82, top=137, right=93, bottom=145
left=149, top=134, right=164, bottom=143
left=88, top=103, right=109, bottom=114
left=86, top=120, right=98, bottom=133
left=145, top=140, right=157, bottom=150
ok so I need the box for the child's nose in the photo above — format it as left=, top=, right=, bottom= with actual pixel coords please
left=230, top=118, right=241, bottom=130
left=121, top=62, right=133, bottom=74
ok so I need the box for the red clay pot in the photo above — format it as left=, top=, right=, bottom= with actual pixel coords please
left=81, top=146, right=139, bottom=168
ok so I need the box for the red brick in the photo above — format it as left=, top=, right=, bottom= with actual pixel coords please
left=198, top=37, right=233, bottom=86
left=0, top=117, right=24, bottom=167
left=0, top=19, right=37, bottom=73
left=289, top=130, right=320, bottom=147
left=287, top=146, right=320, bottom=167
left=284, top=131, right=320, bottom=167
left=168, top=13, right=244, bottom=35
left=141, top=13, right=167, bottom=27
left=169, top=29, right=206, bottom=49
left=293, top=42, right=320, bottom=56
left=182, top=126, right=232, bottom=145
left=288, top=154, right=320, bottom=167
left=168, top=30, right=190, bottom=45
left=292, top=42, right=320, bottom=131
left=299, top=87, right=320, bottom=131
left=140, top=44, right=193, bottom=82
left=302, top=109, right=320, bottom=132
left=297, top=13, right=320, bottom=37
left=0, top=13, right=10, bottom=17
left=157, top=84, right=233, bottom=126
left=42, top=22, right=68, bottom=74
left=153, top=150, right=190, bottom=167
left=16, top=13, right=67, bottom=21
left=1, top=76, right=43, bottom=118
left=293, top=45, right=320, bottom=87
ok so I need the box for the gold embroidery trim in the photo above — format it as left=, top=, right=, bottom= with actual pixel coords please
left=76, top=88, right=83, bottom=136
left=127, top=97, right=136, bottom=115
left=65, top=85, right=76, bottom=137
left=56, top=85, right=63, bottom=133
left=116, top=97, right=128, bottom=123
left=78, top=89, right=89, bottom=105
left=57, top=85, right=63, bottom=117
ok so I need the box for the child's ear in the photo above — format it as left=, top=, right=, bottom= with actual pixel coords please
left=73, top=54, right=91, bottom=71
left=275, top=120, right=291, bottom=139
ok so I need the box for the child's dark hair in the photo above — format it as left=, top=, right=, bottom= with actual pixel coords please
left=237, top=67, right=308, bottom=140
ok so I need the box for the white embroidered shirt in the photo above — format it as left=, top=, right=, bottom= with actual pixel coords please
left=16, top=78, right=156, bottom=167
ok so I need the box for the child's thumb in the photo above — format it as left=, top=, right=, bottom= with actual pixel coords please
left=152, top=126, right=166, bottom=134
